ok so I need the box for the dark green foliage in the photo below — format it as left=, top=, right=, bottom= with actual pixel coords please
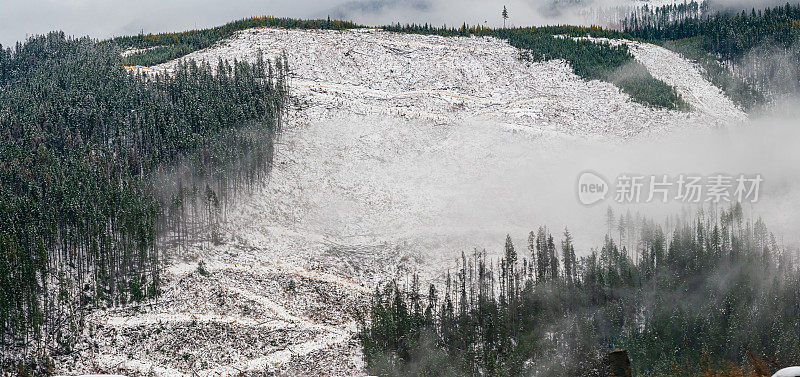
left=0, top=32, right=287, bottom=363
left=624, top=1, right=800, bottom=100
left=121, top=44, right=197, bottom=67
left=623, top=1, right=800, bottom=59
left=361, top=249, right=547, bottom=376
left=0, top=355, right=53, bottom=377
left=659, top=37, right=764, bottom=111
left=382, top=23, right=631, bottom=39
left=360, top=205, right=800, bottom=376
left=614, top=62, right=690, bottom=111
left=359, top=281, right=463, bottom=376
left=115, top=14, right=685, bottom=110
left=498, top=29, right=689, bottom=110
left=113, top=16, right=363, bottom=66
left=385, top=23, right=687, bottom=110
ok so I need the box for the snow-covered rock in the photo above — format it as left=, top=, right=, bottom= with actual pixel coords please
left=55, top=28, right=745, bottom=376
left=774, top=367, right=800, bottom=377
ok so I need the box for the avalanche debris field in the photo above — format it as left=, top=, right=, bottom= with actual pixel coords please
left=54, top=28, right=745, bottom=376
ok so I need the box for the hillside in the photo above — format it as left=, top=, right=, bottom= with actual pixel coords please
left=49, top=27, right=748, bottom=376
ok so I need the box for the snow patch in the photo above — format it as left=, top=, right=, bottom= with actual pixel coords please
left=55, top=28, right=745, bottom=376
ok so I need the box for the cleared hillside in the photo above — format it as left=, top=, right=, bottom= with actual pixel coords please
left=54, top=28, right=746, bottom=376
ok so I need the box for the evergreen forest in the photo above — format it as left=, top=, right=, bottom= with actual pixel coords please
left=360, top=205, right=800, bottom=376
left=623, top=1, right=800, bottom=105
left=0, top=32, right=287, bottom=371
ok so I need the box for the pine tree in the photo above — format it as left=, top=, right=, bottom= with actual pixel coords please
left=0, top=32, right=287, bottom=362
left=535, top=227, right=549, bottom=282
left=562, top=228, right=575, bottom=284
left=361, top=207, right=800, bottom=376
left=548, top=234, right=558, bottom=281
left=527, top=231, right=536, bottom=280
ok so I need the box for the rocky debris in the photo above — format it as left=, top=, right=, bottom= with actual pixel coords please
left=55, top=27, right=745, bottom=376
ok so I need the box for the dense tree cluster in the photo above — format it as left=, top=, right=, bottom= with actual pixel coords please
left=623, top=1, right=799, bottom=57
left=113, top=16, right=362, bottom=66
left=659, top=37, right=764, bottom=110
left=623, top=0, right=706, bottom=35
left=623, top=1, right=800, bottom=99
left=113, top=15, right=686, bottom=110
left=383, top=23, right=629, bottom=39
left=384, top=23, right=687, bottom=110
left=499, top=28, right=687, bottom=110
left=360, top=205, right=800, bottom=376
left=0, top=32, right=287, bottom=368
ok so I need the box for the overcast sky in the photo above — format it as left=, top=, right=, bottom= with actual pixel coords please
left=1, top=0, right=789, bottom=47
left=0, top=0, right=619, bottom=47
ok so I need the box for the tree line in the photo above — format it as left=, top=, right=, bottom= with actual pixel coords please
left=111, top=13, right=687, bottom=111
left=359, top=204, right=800, bottom=376
left=0, top=32, right=287, bottom=371
left=623, top=1, right=800, bottom=100
left=384, top=23, right=687, bottom=110
left=113, top=16, right=362, bottom=66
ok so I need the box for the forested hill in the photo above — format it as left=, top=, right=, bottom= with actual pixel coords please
left=109, top=1, right=800, bottom=107
left=623, top=1, right=800, bottom=100
left=116, top=20, right=687, bottom=110
left=1, top=6, right=790, bottom=374
left=113, top=16, right=362, bottom=66
left=384, top=24, right=688, bottom=110
left=361, top=205, right=800, bottom=376
left=0, top=32, right=287, bottom=372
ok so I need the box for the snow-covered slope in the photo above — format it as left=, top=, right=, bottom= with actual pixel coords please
left=154, top=28, right=743, bottom=137
left=578, top=35, right=741, bottom=120
left=54, top=28, right=745, bottom=376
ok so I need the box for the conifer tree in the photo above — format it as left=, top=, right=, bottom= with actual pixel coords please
left=562, top=228, right=576, bottom=284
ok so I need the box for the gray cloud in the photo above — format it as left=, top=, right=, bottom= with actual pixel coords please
left=0, top=0, right=636, bottom=46
left=4, top=0, right=799, bottom=47
left=534, top=0, right=589, bottom=18
left=706, top=0, right=795, bottom=12
left=1, top=0, right=335, bottom=46
left=330, top=0, right=432, bottom=19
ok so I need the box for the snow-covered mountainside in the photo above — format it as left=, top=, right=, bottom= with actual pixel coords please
left=54, top=28, right=745, bottom=376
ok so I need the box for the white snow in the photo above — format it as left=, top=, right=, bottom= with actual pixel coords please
left=55, top=28, right=746, bottom=376
left=630, top=0, right=688, bottom=7
left=120, top=46, right=159, bottom=57
left=774, top=367, right=800, bottom=377
left=574, top=35, right=745, bottom=120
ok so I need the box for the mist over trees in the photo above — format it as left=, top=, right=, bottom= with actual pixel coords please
left=2, top=4, right=798, bottom=374
left=111, top=11, right=688, bottom=111
left=360, top=205, right=800, bottom=376
left=0, top=32, right=287, bottom=371
left=623, top=1, right=800, bottom=101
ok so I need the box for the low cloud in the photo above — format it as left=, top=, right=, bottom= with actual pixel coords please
left=706, top=0, right=795, bottom=12
left=329, top=0, right=432, bottom=19
left=1, top=0, right=635, bottom=46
